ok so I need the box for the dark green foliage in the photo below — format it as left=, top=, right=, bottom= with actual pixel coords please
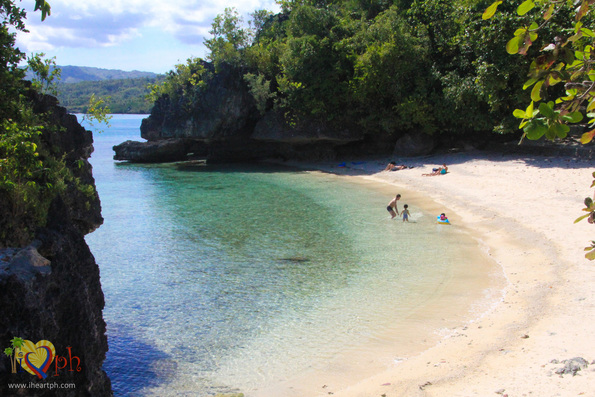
left=150, top=1, right=575, bottom=141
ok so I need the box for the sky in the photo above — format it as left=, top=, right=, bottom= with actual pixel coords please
left=15, top=0, right=281, bottom=74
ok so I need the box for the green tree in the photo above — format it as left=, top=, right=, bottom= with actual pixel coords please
left=204, top=8, right=251, bottom=68
left=80, top=93, right=112, bottom=133
left=26, top=52, right=61, bottom=95
left=0, top=1, right=102, bottom=245
left=484, top=0, right=595, bottom=259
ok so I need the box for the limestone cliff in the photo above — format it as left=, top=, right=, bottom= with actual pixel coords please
left=113, top=62, right=376, bottom=163
left=0, top=90, right=112, bottom=396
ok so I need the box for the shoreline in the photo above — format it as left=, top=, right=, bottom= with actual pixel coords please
left=276, top=149, right=594, bottom=396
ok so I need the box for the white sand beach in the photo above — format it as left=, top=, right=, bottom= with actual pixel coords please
left=283, top=150, right=595, bottom=397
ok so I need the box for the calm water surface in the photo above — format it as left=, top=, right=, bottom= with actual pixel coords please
left=85, top=115, right=488, bottom=396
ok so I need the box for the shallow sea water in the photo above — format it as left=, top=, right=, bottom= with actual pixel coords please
left=85, top=115, right=501, bottom=396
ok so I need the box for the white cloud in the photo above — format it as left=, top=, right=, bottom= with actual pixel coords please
left=15, top=0, right=280, bottom=72
left=19, top=0, right=280, bottom=52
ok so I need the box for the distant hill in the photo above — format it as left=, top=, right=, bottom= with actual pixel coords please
left=26, top=65, right=165, bottom=114
left=25, top=65, right=160, bottom=84
left=57, top=76, right=164, bottom=114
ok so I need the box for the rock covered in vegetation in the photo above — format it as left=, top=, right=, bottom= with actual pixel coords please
left=123, top=62, right=373, bottom=163
left=140, top=62, right=258, bottom=142
left=0, top=90, right=112, bottom=396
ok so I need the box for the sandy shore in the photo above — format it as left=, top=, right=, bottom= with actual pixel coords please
left=283, top=149, right=595, bottom=397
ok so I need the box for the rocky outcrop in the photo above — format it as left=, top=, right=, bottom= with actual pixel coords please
left=113, top=139, right=198, bottom=163
left=118, top=62, right=372, bottom=163
left=140, top=62, right=258, bottom=142
left=0, top=90, right=112, bottom=396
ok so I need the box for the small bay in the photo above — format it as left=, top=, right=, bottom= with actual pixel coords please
left=85, top=114, right=500, bottom=396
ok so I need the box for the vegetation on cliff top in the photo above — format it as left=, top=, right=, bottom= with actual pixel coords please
left=150, top=0, right=577, bottom=140
left=0, top=1, right=102, bottom=246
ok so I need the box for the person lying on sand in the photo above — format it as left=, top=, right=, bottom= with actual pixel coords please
left=423, top=164, right=448, bottom=176
left=384, top=161, right=414, bottom=171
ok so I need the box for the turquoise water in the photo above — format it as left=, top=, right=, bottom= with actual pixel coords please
left=85, top=115, right=490, bottom=396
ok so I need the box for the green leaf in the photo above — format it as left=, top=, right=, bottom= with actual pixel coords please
left=548, top=74, right=562, bottom=86
left=523, top=78, right=537, bottom=90
left=531, top=80, right=544, bottom=101
left=582, top=28, right=595, bottom=37
left=585, top=197, right=593, bottom=208
left=561, top=112, right=583, bottom=123
left=585, top=249, right=595, bottom=261
left=524, top=120, right=547, bottom=140
left=513, top=109, right=527, bottom=118
left=482, top=1, right=502, bottom=20
left=513, top=27, right=527, bottom=36
left=552, top=123, right=568, bottom=139
left=538, top=102, right=555, bottom=118
left=506, top=35, right=523, bottom=54
left=518, top=0, right=535, bottom=15
left=526, top=101, right=534, bottom=116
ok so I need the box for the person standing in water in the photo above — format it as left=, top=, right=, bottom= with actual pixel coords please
left=387, top=194, right=401, bottom=219
left=402, top=204, right=410, bottom=222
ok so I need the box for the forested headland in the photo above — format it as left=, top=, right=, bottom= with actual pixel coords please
left=147, top=0, right=574, bottom=145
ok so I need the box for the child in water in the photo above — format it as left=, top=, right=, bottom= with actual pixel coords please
left=402, top=204, right=410, bottom=222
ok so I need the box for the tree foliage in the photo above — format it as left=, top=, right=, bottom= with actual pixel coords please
left=484, top=0, right=595, bottom=142
left=149, top=1, right=588, bottom=146
left=0, top=1, right=98, bottom=245
left=179, top=1, right=552, bottom=138
left=26, top=52, right=61, bottom=95
left=484, top=0, right=595, bottom=259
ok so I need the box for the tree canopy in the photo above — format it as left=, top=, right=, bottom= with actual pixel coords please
left=154, top=0, right=559, bottom=141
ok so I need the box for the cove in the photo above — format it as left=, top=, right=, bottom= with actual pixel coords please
left=86, top=114, right=502, bottom=396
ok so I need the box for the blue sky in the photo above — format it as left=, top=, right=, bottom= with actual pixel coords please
left=16, top=0, right=281, bottom=74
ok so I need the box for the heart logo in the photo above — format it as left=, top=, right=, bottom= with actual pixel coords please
left=16, top=340, right=56, bottom=379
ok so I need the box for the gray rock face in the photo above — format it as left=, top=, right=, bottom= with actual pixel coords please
left=0, top=243, right=51, bottom=281
left=393, top=132, right=435, bottom=157
left=140, top=62, right=258, bottom=142
left=113, top=139, right=194, bottom=163
left=251, top=111, right=364, bottom=144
